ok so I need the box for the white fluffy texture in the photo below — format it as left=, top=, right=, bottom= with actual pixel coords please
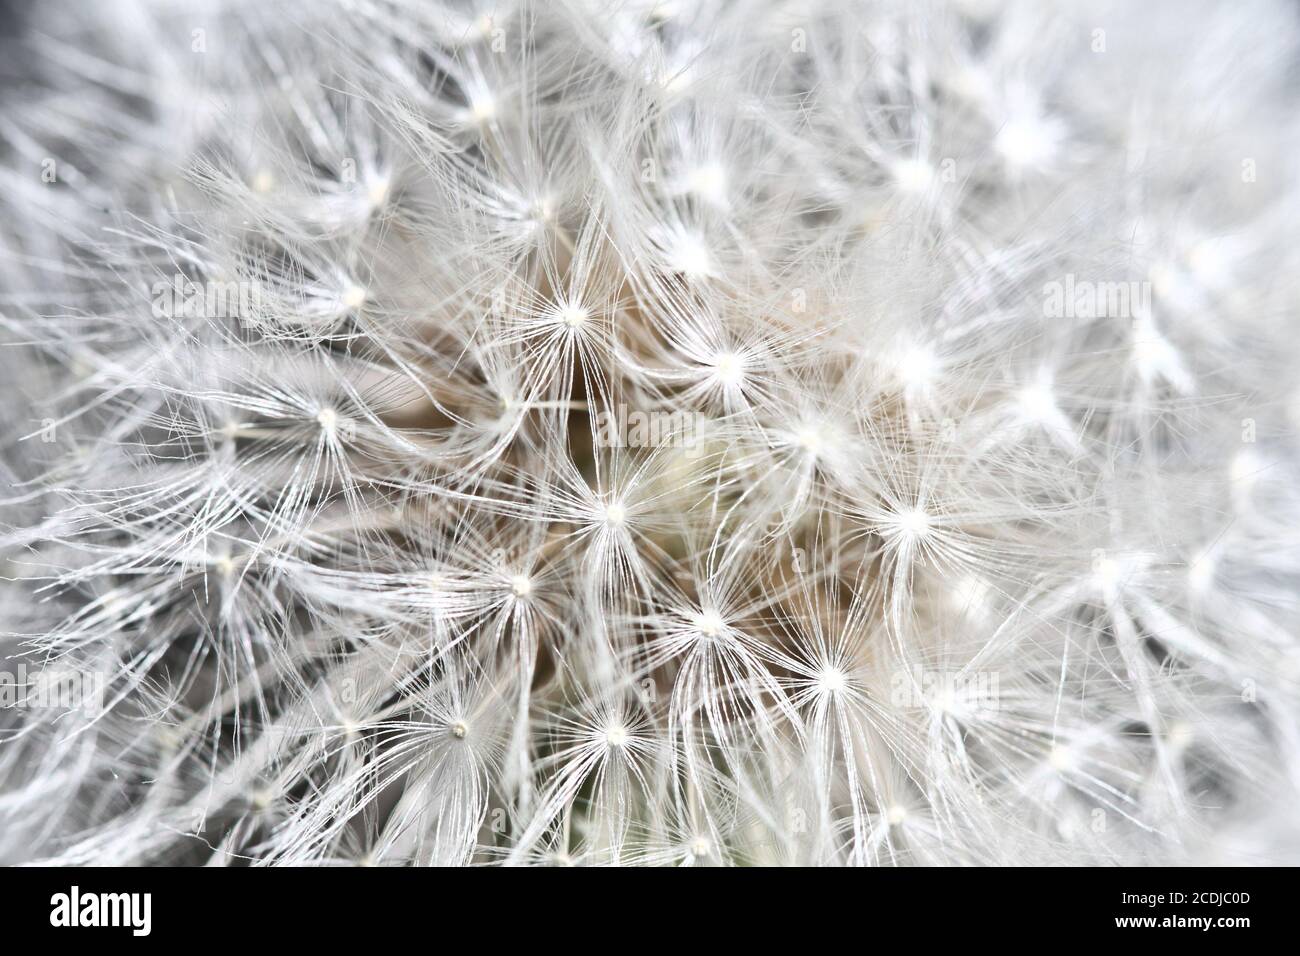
left=2, top=0, right=1300, bottom=866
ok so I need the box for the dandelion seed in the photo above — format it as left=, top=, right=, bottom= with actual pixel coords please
left=995, top=101, right=1064, bottom=172
left=1166, top=721, right=1194, bottom=751
left=1229, top=447, right=1261, bottom=487
left=816, top=666, right=847, bottom=695
left=341, top=284, right=367, bottom=309
left=684, top=163, right=728, bottom=207
left=366, top=177, right=390, bottom=207
left=1187, top=547, right=1218, bottom=595
left=465, top=96, right=497, bottom=125
left=531, top=196, right=556, bottom=223
left=886, top=507, right=933, bottom=542
left=709, top=351, right=745, bottom=388
left=891, top=158, right=934, bottom=193
left=1092, top=556, right=1121, bottom=596
left=1016, top=381, right=1055, bottom=420
left=795, top=426, right=823, bottom=457
left=663, top=230, right=713, bottom=277
left=890, top=343, right=940, bottom=397
left=1048, top=745, right=1075, bottom=773
left=694, top=611, right=725, bottom=638
left=316, top=407, right=340, bottom=434
left=556, top=304, right=588, bottom=329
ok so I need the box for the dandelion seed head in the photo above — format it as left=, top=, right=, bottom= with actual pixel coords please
left=887, top=507, right=933, bottom=541
left=1092, top=556, right=1123, bottom=599
left=684, top=163, right=728, bottom=207
left=1167, top=721, right=1194, bottom=750
left=1187, top=238, right=1233, bottom=288
left=316, top=407, right=339, bottom=434
left=795, top=426, right=823, bottom=457
left=5, top=0, right=1300, bottom=870
left=1148, top=262, right=1180, bottom=299
left=341, top=284, right=367, bottom=309
left=816, top=666, right=847, bottom=695
left=531, top=195, right=556, bottom=223
left=1187, top=548, right=1217, bottom=595
left=890, top=343, right=940, bottom=392
left=693, top=611, right=725, bottom=638
left=1048, top=745, right=1075, bottom=773
left=1229, top=447, right=1260, bottom=487
left=995, top=107, right=1063, bottom=171
left=366, top=177, right=390, bottom=207
left=557, top=304, right=588, bottom=329
left=664, top=230, right=713, bottom=277
left=1016, top=380, right=1057, bottom=421
left=658, top=66, right=694, bottom=95
left=469, top=96, right=497, bottom=124
left=892, top=158, right=934, bottom=193
left=709, top=351, right=745, bottom=388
